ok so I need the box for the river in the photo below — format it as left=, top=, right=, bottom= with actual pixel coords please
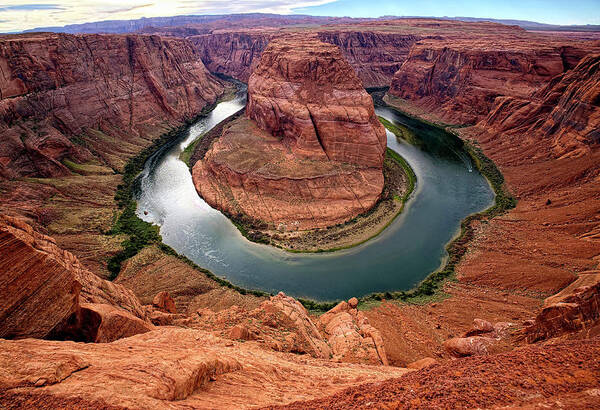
left=136, top=89, right=494, bottom=301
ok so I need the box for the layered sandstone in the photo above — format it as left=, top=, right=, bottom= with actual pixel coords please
left=387, top=38, right=598, bottom=125
left=453, top=53, right=600, bottom=295
left=190, top=29, right=423, bottom=87
left=0, top=214, right=151, bottom=341
left=0, top=32, right=223, bottom=178
left=193, top=35, right=386, bottom=230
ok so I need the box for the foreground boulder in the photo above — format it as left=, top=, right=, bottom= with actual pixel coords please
left=192, top=35, right=386, bottom=231
left=524, top=281, right=600, bottom=343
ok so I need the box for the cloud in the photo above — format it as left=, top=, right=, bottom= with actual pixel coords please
left=0, top=0, right=337, bottom=32
left=0, top=3, right=64, bottom=11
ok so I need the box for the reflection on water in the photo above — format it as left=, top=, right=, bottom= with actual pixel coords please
left=136, top=90, right=494, bottom=301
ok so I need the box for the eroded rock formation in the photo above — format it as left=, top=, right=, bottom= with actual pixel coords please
left=0, top=214, right=151, bottom=341
left=192, top=35, right=386, bottom=230
left=387, top=38, right=598, bottom=125
left=190, top=29, right=423, bottom=87
left=0, top=327, right=408, bottom=408
left=0, top=33, right=223, bottom=179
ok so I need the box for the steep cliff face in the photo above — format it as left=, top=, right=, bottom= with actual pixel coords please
left=0, top=33, right=223, bottom=179
left=189, top=31, right=272, bottom=82
left=190, top=29, right=422, bottom=87
left=482, top=53, right=600, bottom=159
left=0, top=214, right=151, bottom=341
left=387, top=40, right=598, bottom=125
left=246, top=35, right=386, bottom=167
left=453, top=53, right=600, bottom=296
left=193, top=35, right=386, bottom=231
left=316, top=31, right=420, bottom=88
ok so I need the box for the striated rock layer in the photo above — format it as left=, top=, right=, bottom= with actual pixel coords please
left=387, top=38, right=598, bottom=125
left=193, top=35, right=386, bottom=230
left=0, top=214, right=151, bottom=341
left=0, top=32, right=223, bottom=179
left=190, top=29, right=424, bottom=87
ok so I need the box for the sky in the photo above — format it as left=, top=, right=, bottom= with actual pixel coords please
left=1, top=0, right=599, bottom=33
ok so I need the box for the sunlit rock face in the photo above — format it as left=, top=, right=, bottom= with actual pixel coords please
left=193, top=35, right=386, bottom=231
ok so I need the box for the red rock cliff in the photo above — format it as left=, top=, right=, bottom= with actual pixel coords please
left=192, top=35, right=386, bottom=230
left=387, top=38, right=597, bottom=125
left=190, top=29, right=422, bottom=87
left=0, top=33, right=224, bottom=179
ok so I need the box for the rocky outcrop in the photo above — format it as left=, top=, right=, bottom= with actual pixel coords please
left=0, top=327, right=408, bottom=408
left=0, top=214, right=81, bottom=339
left=189, top=31, right=272, bottom=82
left=524, top=281, right=600, bottom=343
left=246, top=35, right=386, bottom=167
left=481, top=53, right=600, bottom=159
left=192, top=35, right=386, bottom=230
left=318, top=299, right=389, bottom=365
left=152, top=291, right=177, bottom=314
left=0, top=214, right=150, bottom=341
left=0, top=32, right=223, bottom=179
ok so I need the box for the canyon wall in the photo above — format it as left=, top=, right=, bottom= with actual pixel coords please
left=451, top=53, right=600, bottom=295
left=0, top=33, right=224, bottom=179
left=387, top=39, right=598, bottom=125
left=190, top=30, right=424, bottom=87
left=192, top=35, right=386, bottom=230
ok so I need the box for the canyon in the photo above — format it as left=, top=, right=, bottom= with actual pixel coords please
left=1, top=15, right=600, bottom=409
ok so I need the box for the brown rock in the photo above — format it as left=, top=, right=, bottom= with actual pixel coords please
left=256, top=292, right=331, bottom=358
left=465, top=318, right=495, bottom=337
left=0, top=214, right=152, bottom=342
left=524, top=281, right=600, bottom=343
left=190, top=29, right=421, bottom=87
left=229, top=324, right=254, bottom=341
left=0, top=215, right=81, bottom=339
left=80, top=303, right=154, bottom=343
left=387, top=38, right=597, bottom=125
left=193, top=35, right=386, bottom=230
left=348, top=297, right=359, bottom=309
left=318, top=300, right=389, bottom=365
left=443, top=336, right=498, bottom=357
left=153, top=291, right=177, bottom=314
left=407, top=357, right=439, bottom=370
left=0, top=327, right=409, bottom=408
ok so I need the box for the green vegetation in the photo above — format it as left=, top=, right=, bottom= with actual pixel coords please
left=385, top=147, right=416, bottom=202
left=106, top=99, right=223, bottom=280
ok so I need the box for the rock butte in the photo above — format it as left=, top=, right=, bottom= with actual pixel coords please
left=192, top=35, right=387, bottom=230
left=0, top=16, right=600, bottom=408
